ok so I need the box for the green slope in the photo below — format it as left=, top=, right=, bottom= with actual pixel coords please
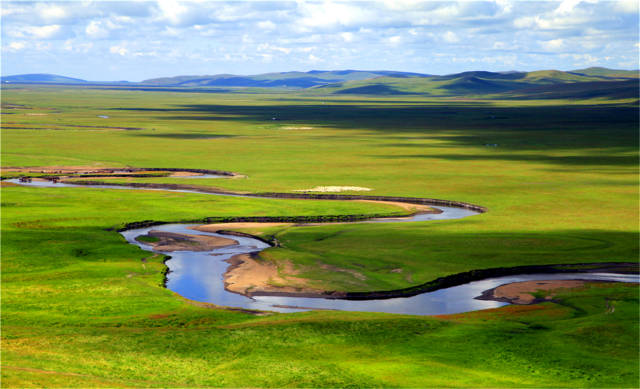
left=1, top=85, right=638, bottom=387
left=571, top=67, right=640, bottom=78
left=1, top=73, right=87, bottom=84
left=312, top=69, right=637, bottom=99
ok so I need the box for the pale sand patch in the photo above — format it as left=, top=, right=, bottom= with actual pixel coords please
left=25, top=113, right=48, bottom=116
left=356, top=199, right=437, bottom=214
left=169, top=171, right=202, bottom=177
left=138, top=230, right=237, bottom=252
left=293, top=186, right=372, bottom=192
left=192, top=222, right=290, bottom=232
left=281, top=126, right=313, bottom=130
left=225, top=254, right=322, bottom=296
left=492, top=280, right=585, bottom=304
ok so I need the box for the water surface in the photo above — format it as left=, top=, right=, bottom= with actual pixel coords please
left=121, top=223, right=638, bottom=315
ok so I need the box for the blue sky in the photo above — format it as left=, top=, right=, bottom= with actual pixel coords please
left=2, top=0, right=638, bottom=81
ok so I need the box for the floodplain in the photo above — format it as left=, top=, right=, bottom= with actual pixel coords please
left=1, top=84, right=638, bottom=387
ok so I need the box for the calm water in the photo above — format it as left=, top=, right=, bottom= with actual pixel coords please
left=121, top=223, right=639, bottom=315
left=12, top=178, right=636, bottom=315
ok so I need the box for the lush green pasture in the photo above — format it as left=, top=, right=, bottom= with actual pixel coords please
left=1, top=85, right=638, bottom=386
left=3, top=85, right=636, bottom=290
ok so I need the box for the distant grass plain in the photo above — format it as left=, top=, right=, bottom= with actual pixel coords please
left=1, top=83, right=638, bottom=387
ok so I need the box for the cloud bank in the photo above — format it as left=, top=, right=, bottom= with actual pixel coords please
left=2, top=0, right=638, bottom=80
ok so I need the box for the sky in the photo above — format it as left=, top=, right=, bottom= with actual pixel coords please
left=1, top=0, right=638, bottom=81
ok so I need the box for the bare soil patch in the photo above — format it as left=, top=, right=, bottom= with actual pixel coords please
left=138, top=230, right=237, bottom=252
left=224, top=254, right=324, bottom=297
left=481, top=280, right=586, bottom=304
left=357, top=199, right=437, bottom=214
left=169, top=171, right=202, bottom=177
left=192, top=222, right=290, bottom=233
left=293, top=186, right=372, bottom=192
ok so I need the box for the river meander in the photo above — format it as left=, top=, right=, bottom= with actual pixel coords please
left=9, top=177, right=639, bottom=315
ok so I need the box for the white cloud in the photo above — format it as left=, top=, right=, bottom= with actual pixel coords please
left=1, top=0, right=638, bottom=79
left=6, top=41, right=26, bottom=51
left=442, top=31, right=459, bottom=43
left=386, top=35, right=402, bottom=45
left=37, top=4, right=67, bottom=23
left=296, top=1, right=377, bottom=31
left=493, top=0, right=513, bottom=15
left=27, top=25, right=63, bottom=39
left=340, top=32, right=354, bottom=42
left=614, top=0, right=639, bottom=13
left=258, top=20, right=276, bottom=30
left=258, top=43, right=292, bottom=54
left=156, top=0, right=189, bottom=25
left=541, top=38, right=565, bottom=51
left=382, top=0, right=424, bottom=12
left=554, top=0, right=583, bottom=15
left=571, top=53, right=599, bottom=64
left=64, top=40, right=93, bottom=53
left=109, top=45, right=128, bottom=56
left=154, top=0, right=213, bottom=26
left=86, top=20, right=107, bottom=38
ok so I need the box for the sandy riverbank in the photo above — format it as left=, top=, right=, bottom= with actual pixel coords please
left=479, top=280, right=586, bottom=304
left=224, top=254, right=327, bottom=297
left=137, top=230, right=238, bottom=252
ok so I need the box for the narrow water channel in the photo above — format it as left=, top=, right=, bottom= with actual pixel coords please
left=10, top=178, right=638, bottom=315
left=121, top=223, right=639, bottom=315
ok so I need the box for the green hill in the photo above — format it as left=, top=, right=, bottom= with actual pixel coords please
left=141, top=70, right=428, bottom=88
left=1, top=73, right=87, bottom=84
left=313, top=69, right=638, bottom=99
left=571, top=67, right=639, bottom=78
left=4, top=68, right=636, bottom=98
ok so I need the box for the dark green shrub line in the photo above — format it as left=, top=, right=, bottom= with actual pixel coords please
left=341, top=262, right=638, bottom=300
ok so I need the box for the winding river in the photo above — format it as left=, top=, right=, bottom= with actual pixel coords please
left=8, top=176, right=639, bottom=315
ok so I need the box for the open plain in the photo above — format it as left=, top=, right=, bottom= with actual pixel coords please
left=1, top=84, right=639, bottom=387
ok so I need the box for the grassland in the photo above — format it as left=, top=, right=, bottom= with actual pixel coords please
left=1, top=85, right=638, bottom=386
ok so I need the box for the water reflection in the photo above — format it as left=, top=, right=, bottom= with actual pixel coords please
left=122, top=224, right=639, bottom=315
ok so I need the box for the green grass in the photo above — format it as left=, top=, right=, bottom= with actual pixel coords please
left=1, top=85, right=638, bottom=387
left=135, top=235, right=160, bottom=243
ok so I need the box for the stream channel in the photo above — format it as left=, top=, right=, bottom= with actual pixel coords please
left=9, top=177, right=639, bottom=315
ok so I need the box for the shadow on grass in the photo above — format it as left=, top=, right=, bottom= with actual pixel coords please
left=113, top=100, right=639, bottom=167
left=372, top=153, right=639, bottom=167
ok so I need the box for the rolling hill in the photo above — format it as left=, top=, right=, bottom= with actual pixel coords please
left=2, top=68, right=638, bottom=99
left=140, top=70, right=428, bottom=88
left=570, top=67, right=639, bottom=78
left=314, top=69, right=639, bottom=99
left=1, top=73, right=88, bottom=84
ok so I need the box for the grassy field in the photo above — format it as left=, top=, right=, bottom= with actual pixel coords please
left=1, top=85, right=638, bottom=386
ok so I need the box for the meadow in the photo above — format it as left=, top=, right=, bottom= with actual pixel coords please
left=1, top=84, right=638, bottom=386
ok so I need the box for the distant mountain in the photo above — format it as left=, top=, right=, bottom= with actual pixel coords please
left=570, top=67, right=639, bottom=78
left=141, top=70, right=429, bottom=88
left=2, top=68, right=637, bottom=99
left=1, top=73, right=87, bottom=84
left=504, top=79, right=639, bottom=100
left=315, top=69, right=639, bottom=99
